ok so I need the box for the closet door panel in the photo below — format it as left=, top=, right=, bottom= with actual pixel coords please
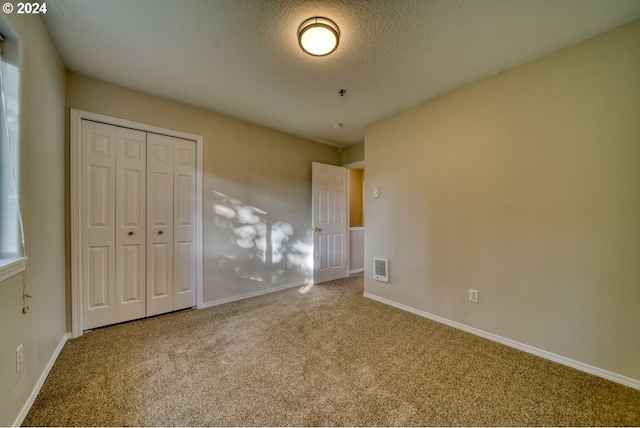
left=87, top=246, right=110, bottom=308
left=173, top=138, right=197, bottom=310
left=115, top=127, right=147, bottom=323
left=147, top=133, right=174, bottom=316
left=82, top=121, right=117, bottom=330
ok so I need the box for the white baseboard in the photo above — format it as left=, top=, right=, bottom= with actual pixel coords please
left=349, top=268, right=364, bottom=274
left=13, top=332, right=70, bottom=427
left=364, top=292, right=640, bottom=390
left=203, top=281, right=306, bottom=308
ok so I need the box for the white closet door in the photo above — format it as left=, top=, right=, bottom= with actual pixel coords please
left=173, top=138, right=196, bottom=310
left=82, top=121, right=117, bottom=330
left=82, top=121, right=148, bottom=329
left=146, top=133, right=174, bottom=316
left=81, top=121, right=197, bottom=329
left=114, top=127, right=147, bottom=323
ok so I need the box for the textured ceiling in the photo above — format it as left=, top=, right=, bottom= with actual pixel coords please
left=42, top=0, right=640, bottom=147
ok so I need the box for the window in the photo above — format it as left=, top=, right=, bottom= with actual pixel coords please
left=0, top=31, right=26, bottom=281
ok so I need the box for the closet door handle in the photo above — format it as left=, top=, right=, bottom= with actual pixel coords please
left=128, top=231, right=134, bottom=236
left=158, top=230, right=163, bottom=235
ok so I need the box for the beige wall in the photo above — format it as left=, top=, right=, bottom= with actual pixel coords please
left=365, top=20, right=640, bottom=382
left=341, top=141, right=364, bottom=165
left=66, top=73, right=341, bottom=306
left=0, top=12, right=67, bottom=426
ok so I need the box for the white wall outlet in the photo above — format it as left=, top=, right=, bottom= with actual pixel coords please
left=286, top=261, right=293, bottom=270
left=469, top=289, right=479, bottom=303
left=16, top=344, right=23, bottom=372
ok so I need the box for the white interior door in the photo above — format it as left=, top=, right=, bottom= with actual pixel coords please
left=146, top=133, right=175, bottom=317
left=82, top=121, right=148, bottom=329
left=312, top=162, right=348, bottom=284
left=114, top=127, right=147, bottom=323
left=173, top=137, right=197, bottom=310
left=82, top=121, right=116, bottom=329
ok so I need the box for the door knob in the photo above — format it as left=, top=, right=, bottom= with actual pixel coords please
left=128, top=231, right=134, bottom=236
left=158, top=230, right=163, bottom=235
left=313, top=227, right=322, bottom=232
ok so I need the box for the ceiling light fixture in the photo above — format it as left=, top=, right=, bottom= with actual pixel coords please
left=298, top=17, right=340, bottom=56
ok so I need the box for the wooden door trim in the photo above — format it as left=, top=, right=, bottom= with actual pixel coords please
left=70, top=109, right=204, bottom=338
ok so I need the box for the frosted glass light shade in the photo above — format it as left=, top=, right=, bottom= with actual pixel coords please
left=298, top=17, right=340, bottom=56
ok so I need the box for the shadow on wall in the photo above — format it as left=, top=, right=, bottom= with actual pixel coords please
left=212, top=191, right=313, bottom=285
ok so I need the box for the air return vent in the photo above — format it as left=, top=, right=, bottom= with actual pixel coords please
left=374, top=258, right=389, bottom=283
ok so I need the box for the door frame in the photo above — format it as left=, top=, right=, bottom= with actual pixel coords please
left=70, top=109, right=204, bottom=337
left=345, top=160, right=365, bottom=275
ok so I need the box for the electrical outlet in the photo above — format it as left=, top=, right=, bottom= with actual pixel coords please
left=286, top=261, right=293, bottom=270
left=469, top=289, right=479, bottom=303
left=16, top=345, right=23, bottom=372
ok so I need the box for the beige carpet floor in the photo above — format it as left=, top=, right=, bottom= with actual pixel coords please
left=24, top=274, right=640, bottom=426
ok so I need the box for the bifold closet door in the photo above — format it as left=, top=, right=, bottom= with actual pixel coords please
left=82, top=122, right=196, bottom=328
left=146, top=134, right=175, bottom=316
left=82, top=120, right=147, bottom=330
left=146, top=133, right=196, bottom=316
left=172, top=137, right=197, bottom=311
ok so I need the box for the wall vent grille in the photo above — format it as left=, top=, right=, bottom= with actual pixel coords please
left=374, top=258, right=389, bottom=283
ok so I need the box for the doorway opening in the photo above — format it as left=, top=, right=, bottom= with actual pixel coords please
left=347, top=163, right=365, bottom=274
